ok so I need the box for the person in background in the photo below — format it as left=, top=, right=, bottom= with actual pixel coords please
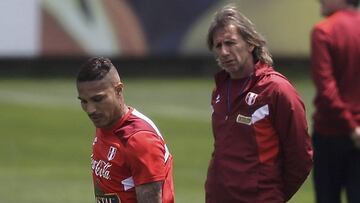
left=76, top=57, right=174, bottom=203
left=311, top=0, right=360, bottom=202
left=205, top=4, right=313, bottom=203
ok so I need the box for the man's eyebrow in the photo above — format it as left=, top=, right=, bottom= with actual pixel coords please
left=90, top=94, right=105, bottom=100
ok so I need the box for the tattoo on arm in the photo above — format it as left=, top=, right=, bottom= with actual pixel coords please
left=135, top=181, right=163, bottom=203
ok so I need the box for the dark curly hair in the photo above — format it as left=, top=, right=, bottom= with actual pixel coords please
left=77, top=57, right=114, bottom=82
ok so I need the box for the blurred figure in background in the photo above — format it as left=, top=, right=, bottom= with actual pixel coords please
left=311, top=0, right=360, bottom=203
left=76, top=57, right=174, bottom=203
left=205, top=4, right=313, bottom=203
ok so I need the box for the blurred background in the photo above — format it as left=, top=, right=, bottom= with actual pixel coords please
left=0, top=0, right=326, bottom=202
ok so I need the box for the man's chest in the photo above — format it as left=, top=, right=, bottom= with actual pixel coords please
left=91, top=136, right=132, bottom=188
left=212, top=84, right=270, bottom=121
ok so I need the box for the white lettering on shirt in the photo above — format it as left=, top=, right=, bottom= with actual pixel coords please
left=91, top=158, right=112, bottom=180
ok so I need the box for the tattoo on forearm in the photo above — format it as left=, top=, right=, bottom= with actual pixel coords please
left=136, top=181, right=163, bottom=203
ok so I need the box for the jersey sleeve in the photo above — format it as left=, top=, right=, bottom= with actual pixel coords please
left=271, top=78, right=313, bottom=201
left=125, top=131, right=168, bottom=186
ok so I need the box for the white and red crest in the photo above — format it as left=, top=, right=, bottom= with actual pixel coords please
left=107, top=146, right=117, bottom=161
left=245, top=92, right=258, bottom=106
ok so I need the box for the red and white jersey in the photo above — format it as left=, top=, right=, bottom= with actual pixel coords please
left=91, top=107, right=174, bottom=203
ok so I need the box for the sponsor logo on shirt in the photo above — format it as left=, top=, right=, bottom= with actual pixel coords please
left=96, top=193, right=120, bottom=203
left=236, top=114, right=252, bottom=125
left=92, top=158, right=112, bottom=180
left=245, top=92, right=258, bottom=106
left=107, top=146, right=117, bottom=161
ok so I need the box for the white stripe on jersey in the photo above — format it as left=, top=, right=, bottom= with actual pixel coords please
left=132, top=109, right=170, bottom=163
left=251, top=105, right=269, bottom=124
left=121, top=176, right=135, bottom=191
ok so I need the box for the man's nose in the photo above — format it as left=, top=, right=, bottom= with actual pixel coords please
left=84, top=103, right=96, bottom=115
left=219, top=45, right=229, bottom=56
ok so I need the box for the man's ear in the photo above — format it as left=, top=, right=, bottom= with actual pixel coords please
left=115, top=82, right=124, bottom=95
left=248, top=44, right=255, bottom=52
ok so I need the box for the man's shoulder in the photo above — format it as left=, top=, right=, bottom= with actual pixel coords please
left=114, top=109, right=159, bottom=140
left=313, top=10, right=359, bottom=32
left=255, top=65, right=289, bottom=86
left=256, top=70, right=296, bottom=96
left=313, top=16, right=334, bottom=34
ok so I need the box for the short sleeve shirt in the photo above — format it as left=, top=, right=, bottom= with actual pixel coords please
left=91, top=107, right=174, bottom=203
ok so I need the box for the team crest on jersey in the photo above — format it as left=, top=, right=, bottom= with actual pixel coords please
left=245, top=92, right=258, bottom=106
left=107, top=146, right=117, bottom=161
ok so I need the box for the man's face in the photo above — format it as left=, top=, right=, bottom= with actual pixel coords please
left=212, top=24, right=254, bottom=78
left=77, top=79, right=123, bottom=129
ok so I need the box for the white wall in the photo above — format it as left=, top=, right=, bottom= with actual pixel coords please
left=0, top=0, right=40, bottom=57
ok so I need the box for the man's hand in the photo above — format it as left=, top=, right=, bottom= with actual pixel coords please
left=135, top=181, right=163, bottom=203
left=351, top=126, right=360, bottom=149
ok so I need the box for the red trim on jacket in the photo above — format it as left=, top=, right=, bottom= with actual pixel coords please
left=253, top=117, right=279, bottom=164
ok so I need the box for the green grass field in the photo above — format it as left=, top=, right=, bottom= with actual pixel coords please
left=0, top=75, right=315, bottom=203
